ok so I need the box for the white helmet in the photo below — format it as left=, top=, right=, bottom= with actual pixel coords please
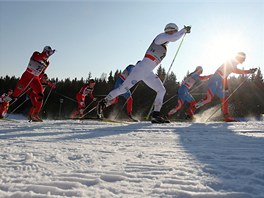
left=235, top=52, right=246, bottom=63
left=164, top=23, right=178, bottom=33
left=236, top=52, right=246, bottom=59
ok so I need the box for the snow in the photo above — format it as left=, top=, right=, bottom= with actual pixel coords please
left=0, top=115, right=264, bottom=198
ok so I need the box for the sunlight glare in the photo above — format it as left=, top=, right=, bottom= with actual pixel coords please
left=201, top=32, right=247, bottom=73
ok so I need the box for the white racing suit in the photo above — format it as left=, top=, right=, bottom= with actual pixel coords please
left=105, top=28, right=187, bottom=112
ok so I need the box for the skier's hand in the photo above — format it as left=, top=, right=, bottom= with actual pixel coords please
left=93, top=97, right=97, bottom=102
left=47, top=82, right=56, bottom=88
left=184, top=25, right=191, bottom=33
left=49, top=49, right=56, bottom=56
left=249, top=68, right=257, bottom=73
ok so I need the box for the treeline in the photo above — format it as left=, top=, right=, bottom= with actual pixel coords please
left=1, top=66, right=264, bottom=120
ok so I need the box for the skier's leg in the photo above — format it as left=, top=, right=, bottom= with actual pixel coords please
left=75, top=100, right=85, bottom=118
left=186, top=101, right=197, bottom=118
left=13, top=72, right=34, bottom=98
left=126, top=96, right=133, bottom=116
left=184, top=91, right=196, bottom=118
left=28, top=92, right=37, bottom=120
left=168, top=99, right=183, bottom=116
left=97, top=64, right=144, bottom=117
left=0, top=102, right=8, bottom=118
left=104, top=60, right=147, bottom=102
left=167, top=86, right=187, bottom=116
left=144, top=72, right=166, bottom=112
left=143, top=72, right=169, bottom=123
left=105, top=73, right=138, bottom=102
left=30, top=78, right=44, bottom=121
left=195, top=89, right=214, bottom=109
left=219, top=90, right=235, bottom=121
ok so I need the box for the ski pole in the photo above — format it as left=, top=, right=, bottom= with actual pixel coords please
left=162, top=94, right=178, bottom=106
left=54, top=91, right=78, bottom=103
left=163, top=33, right=187, bottom=84
left=81, top=106, right=97, bottom=118
left=146, top=33, right=187, bottom=119
left=81, top=100, right=95, bottom=117
left=205, top=78, right=248, bottom=122
left=7, top=97, right=30, bottom=117
left=42, top=86, right=54, bottom=109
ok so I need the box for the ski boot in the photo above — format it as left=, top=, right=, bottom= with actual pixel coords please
left=151, top=111, right=170, bottom=124
left=167, top=108, right=177, bottom=117
left=127, top=113, right=139, bottom=122
left=30, top=113, right=43, bottom=122
left=97, top=99, right=107, bottom=119
left=224, top=114, right=238, bottom=122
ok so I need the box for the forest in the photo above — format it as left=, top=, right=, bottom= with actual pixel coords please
left=1, top=65, right=264, bottom=121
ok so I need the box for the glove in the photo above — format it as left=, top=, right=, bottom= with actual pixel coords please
left=48, top=82, right=56, bottom=89
left=184, top=25, right=191, bottom=33
left=49, top=49, right=56, bottom=56
left=249, top=68, right=257, bottom=73
left=93, top=97, right=97, bottom=101
left=50, top=84, right=56, bottom=89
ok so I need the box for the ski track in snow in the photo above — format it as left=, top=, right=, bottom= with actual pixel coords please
left=0, top=118, right=264, bottom=198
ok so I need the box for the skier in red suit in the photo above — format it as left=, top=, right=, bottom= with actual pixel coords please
left=27, top=73, right=56, bottom=122
left=0, top=89, right=13, bottom=118
left=71, top=79, right=97, bottom=118
left=12, top=46, right=55, bottom=121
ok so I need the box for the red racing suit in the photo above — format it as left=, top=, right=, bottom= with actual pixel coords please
left=0, top=93, right=12, bottom=118
left=27, top=81, right=55, bottom=117
left=71, top=84, right=95, bottom=117
left=13, top=51, right=50, bottom=115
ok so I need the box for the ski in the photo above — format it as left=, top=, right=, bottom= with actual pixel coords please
left=0, top=117, right=20, bottom=123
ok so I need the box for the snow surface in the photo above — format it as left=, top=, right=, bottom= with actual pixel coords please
left=0, top=116, right=264, bottom=198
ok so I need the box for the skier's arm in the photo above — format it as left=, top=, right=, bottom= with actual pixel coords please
left=31, top=52, right=49, bottom=61
left=47, top=82, right=56, bottom=89
left=88, top=92, right=94, bottom=100
left=233, top=68, right=256, bottom=74
left=155, top=28, right=187, bottom=45
left=199, top=74, right=213, bottom=81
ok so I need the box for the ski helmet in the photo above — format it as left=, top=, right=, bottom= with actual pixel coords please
left=88, top=79, right=96, bottom=84
left=43, top=46, right=53, bottom=54
left=236, top=52, right=246, bottom=58
left=195, top=66, right=203, bottom=73
left=164, top=23, right=178, bottom=33
left=235, top=52, right=246, bottom=63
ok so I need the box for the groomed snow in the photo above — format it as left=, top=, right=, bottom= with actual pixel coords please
left=0, top=117, right=263, bottom=198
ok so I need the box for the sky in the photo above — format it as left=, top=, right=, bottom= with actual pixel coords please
left=0, top=0, right=263, bottom=82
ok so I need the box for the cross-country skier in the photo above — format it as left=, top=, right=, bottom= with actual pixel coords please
left=27, top=73, right=56, bottom=122
left=0, top=89, right=13, bottom=118
left=98, top=63, right=138, bottom=121
left=97, top=23, right=191, bottom=123
left=194, top=52, right=257, bottom=122
left=71, top=79, right=96, bottom=119
left=12, top=46, right=55, bottom=121
left=167, top=66, right=212, bottom=119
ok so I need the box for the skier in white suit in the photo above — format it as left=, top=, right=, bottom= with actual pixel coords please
left=98, top=23, right=191, bottom=123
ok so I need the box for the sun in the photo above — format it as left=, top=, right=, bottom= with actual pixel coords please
left=200, top=32, right=248, bottom=73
